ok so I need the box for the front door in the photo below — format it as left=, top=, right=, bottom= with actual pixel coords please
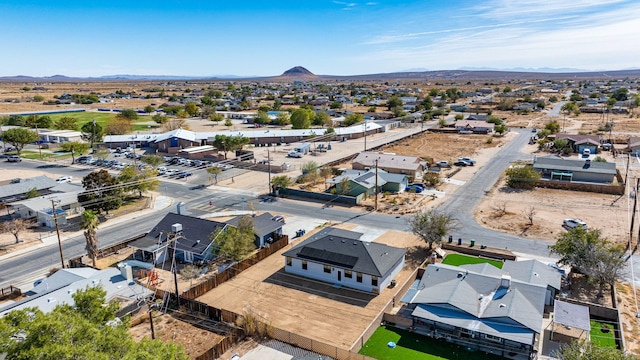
left=338, top=271, right=342, bottom=281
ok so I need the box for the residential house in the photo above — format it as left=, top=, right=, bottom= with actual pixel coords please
left=11, top=191, right=82, bottom=227
left=0, top=267, right=152, bottom=317
left=0, top=176, right=58, bottom=204
left=627, top=137, right=640, bottom=156
left=532, top=155, right=617, bottom=183
left=283, top=227, right=406, bottom=293
left=409, top=260, right=561, bottom=358
left=454, top=120, right=495, bottom=134
left=225, top=212, right=284, bottom=248
left=554, top=134, right=601, bottom=154
left=128, top=213, right=227, bottom=264
left=352, top=151, right=427, bottom=180
left=326, top=168, right=409, bottom=196
left=466, top=114, right=491, bottom=121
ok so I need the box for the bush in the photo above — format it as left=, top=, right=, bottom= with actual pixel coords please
left=505, top=165, right=540, bottom=189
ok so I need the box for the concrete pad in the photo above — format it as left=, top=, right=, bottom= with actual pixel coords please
left=440, top=178, right=466, bottom=186
left=281, top=216, right=327, bottom=239
left=350, top=225, right=387, bottom=242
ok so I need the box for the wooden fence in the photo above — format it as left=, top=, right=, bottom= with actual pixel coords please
left=536, top=179, right=625, bottom=195
left=67, top=232, right=147, bottom=268
left=181, top=235, right=289, bottom=299
left=195, top=336, right=237, bottom=360
left=269, top=326, right=375, bottom=360
left=0, top=285, right=21, bottom=301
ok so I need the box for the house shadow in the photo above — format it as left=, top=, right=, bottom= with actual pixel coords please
left=263, top=268, right=376, bottom=307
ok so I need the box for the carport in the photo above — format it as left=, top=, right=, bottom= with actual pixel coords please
left=550, top=300, right=590, bottom=341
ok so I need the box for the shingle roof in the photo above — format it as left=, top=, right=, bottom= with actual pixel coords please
left=282, top=227, right=406, bottom=277
left=533, top=155, right=616, bottom=175
left=132, top=213, right=226, bottom=256
left=411, top=261, right=559, bottom=342
left=226, top=212, right=283, bottom=238
left=352, top=152, right=424, bottom=171
left=0, top=176, right=58, bottom=200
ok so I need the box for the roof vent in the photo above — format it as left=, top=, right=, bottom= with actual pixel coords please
left=457, top=272, right=464, bottom=278
left=499, top=303, right=506, bottom=308
left=500, top=274, right=511, bottom=288
left=353, top=242, right=357, bottom=245
left=341, top=239, right=345, bottom=243
left=47, top=298, right=56, bottom=303
left=533, top=272, right=539, bottom=277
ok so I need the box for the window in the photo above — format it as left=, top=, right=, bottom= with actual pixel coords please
left=356, top=272, right=363, bottom=283
left=302, top=261, right=307, bottom=270
left=371, top=276, right=378, bottom=286
left=324, top=265, right=331, bottom=273
left=485, top=334, right=502, bottom=343
left=344, top=270, right=352, bottom=278
left=286, top=257, right=292, bottom=266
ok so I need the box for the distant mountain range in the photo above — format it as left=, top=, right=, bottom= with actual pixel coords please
left=1, top=66, right=640, bottom=82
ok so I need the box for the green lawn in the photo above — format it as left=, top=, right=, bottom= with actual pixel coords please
left=20, top=150, right=72, bottom=160
left=590, top=320, right=617, bottom=348
left=359, top=326, right=504, bottom=360
left=441, top=254, right=503, bottom=269
left=47, top=112, right=157, bottom=131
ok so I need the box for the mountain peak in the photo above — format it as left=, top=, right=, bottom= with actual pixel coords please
left=281, top=66, right=315, bottom=77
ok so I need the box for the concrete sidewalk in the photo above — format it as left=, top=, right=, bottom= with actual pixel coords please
left=0, top=195, right=173, bottom=262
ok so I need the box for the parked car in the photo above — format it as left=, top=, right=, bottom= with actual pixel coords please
left=212, top=163, right=234, bottom=171
left=457, top=157, right=476, bottom=165
left=7, top=155, right=21, bottom=162
left=405, top=184, right=424, bottom=193
left=453, top=160, right=470, bottom=167
left=56, top=176, right=72, bottom=183
left=435, top=161, right=451, bottom=168
left=563, top=218, right=587, bottom=229
left=271, top=215, right=285, bottom=223
left=176, top=171, right=193, bottom=179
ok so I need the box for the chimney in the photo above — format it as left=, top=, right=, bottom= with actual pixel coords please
left=120, top=264, right=133, bottom=282
left=500, top=274, right=511, bottom=288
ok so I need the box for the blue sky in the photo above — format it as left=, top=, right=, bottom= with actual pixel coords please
left=1, top=0, right=639, bottom=77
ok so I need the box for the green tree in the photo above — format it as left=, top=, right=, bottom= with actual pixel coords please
left=81, top=209, right=100, bottom=268
left=80, top=121, right=104, bottom=148
left=313, top=112, right=332, bottom=127
left=275, top=112, right=290, bottom=126
left=54, top=116, right=79, bottom=130
left=554, top=339, right=634, bottom=360
left=0, top=286, right=188, bottom=360
left=611, top=87, right=628, bottom=101
left=544, top=120, right=561, bottom=134
left=118, top=108, right=138, bottom=120
left=343, top=113, right=364, bottom=126
left=338, top=177, right=351, bottom=195
left=79, top=169, right=122, bottom=214
left=209, top=112, right=224, bottom=125
left=206, top=166, right=222, bottom=184
left=409, top=210, right=456, bottom=249
left=494, top=124, right=508, bottom=134
left=505, top=165, right=540, bottom=189
left=502, top=86, right=512, bottom=93
left=144, top=105, right=156, bottom=114
left=290, top=108, right=314, bottom=129
left=33, top=95, right=45, bottom=102
left=26, top=187, right=40, bottom=199
left=386, top=96, right=403, bottom=110
left=184, top=102, right=199, bottom=117
left=210, top=217, right=256, bottom=260
left=152, top=114, right=168, bottom=124
left=329, top=101, right=343, bottom=109
left=2, top=128, right=39, bottom=154
left=224, top=118, right=233, bottom=127
left=60, top=141, right=90, bottom=164
left=271, top=175, right=291, bottom=191
left=253, top=111, right=271, bottom=125
left=140, top=154, right=163, bottom=168
left=553, top=138, right=570, bottom=153
left=549, top=228, right=625, bottom=297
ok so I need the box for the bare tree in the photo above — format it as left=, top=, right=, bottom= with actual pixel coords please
left=523, top=206, right=536, bottom=225
left=2, top=218, right=31, bottom=244
left=179, top=264, right=201, bottom=290
left=492, top=202, right=507, bottom=218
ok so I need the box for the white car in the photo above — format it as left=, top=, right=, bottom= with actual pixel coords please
left=457, top=157, right=476, bottom=165
left=56, top=176, right=72, bottom=183
left=563, top=218, right=587, bottom=229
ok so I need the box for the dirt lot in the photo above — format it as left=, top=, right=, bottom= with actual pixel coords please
left=129, top=311, right=225, bottom=359
left=196, top=227, right=424, bottom=350
left=615, top=282, right=640, bottom=355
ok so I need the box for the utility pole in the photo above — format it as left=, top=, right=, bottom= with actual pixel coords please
left=51, top=199, right=65, bottom=268
left=148, top=305, right=156, bottom=339
left=364, top=121, right=367, bottom=152
left=374, top=159, right=378, bottom=211
left=35, top=123, right=42, bottom=159
left=267, top=148, right=272, bottom=195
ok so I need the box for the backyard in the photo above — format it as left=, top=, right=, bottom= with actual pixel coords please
left=359, top=326, right=504, bottom=360
left=441, top=253, right=504, bottom=269
left=590, top=320, right=617, bottom=349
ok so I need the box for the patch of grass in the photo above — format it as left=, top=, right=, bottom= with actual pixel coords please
left=48, top=112, right=154, bottom=130
left=359, top=326, right=504, bottom=360
left=20, top=150, right=72, bottom=160
left=590, top=320, right=616, bottom=348
left=441, top=254, right=503, bottom=269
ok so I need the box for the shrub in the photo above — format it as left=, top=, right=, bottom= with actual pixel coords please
left=505, top=165, right=540, bottom=189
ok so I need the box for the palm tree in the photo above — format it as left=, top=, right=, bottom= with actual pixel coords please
left=82, top=210, right=100, bottom=268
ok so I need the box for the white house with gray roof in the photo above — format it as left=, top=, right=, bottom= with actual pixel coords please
left=0, top=176, right=58, bottom=204
left=282, top=227, right=406, bottom=293
left=409, top=260, right=561, bottom=358
left=352, top=152, right=427, bottom=180
left=532, top=155, right=617, bottom=183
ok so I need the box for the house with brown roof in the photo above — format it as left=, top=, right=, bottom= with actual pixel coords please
left=454, top=120, right=495, bottom=134
left=351, top=151, right=427, bottom=180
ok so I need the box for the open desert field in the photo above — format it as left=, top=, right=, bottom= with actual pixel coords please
left=196, top=227, right=424, bottom=350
